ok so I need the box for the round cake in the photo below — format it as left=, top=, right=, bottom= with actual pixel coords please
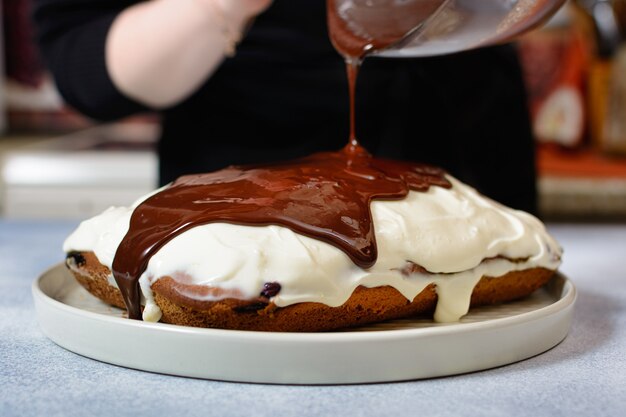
left=63, top=149, right=562, bottom=332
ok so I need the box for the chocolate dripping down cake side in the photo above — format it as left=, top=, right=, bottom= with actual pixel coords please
left=63, top=147, right=562, bottom=332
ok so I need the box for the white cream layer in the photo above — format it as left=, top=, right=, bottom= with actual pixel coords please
left=63, top=176, right=562, bottom=323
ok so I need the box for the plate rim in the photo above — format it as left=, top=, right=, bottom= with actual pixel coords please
left=32, top=263, right=577, bottom=383
left=32, top=262, right=577, bottom=342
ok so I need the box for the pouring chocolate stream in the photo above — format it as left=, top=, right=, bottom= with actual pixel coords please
left=112, top=1, right=449, bottom=320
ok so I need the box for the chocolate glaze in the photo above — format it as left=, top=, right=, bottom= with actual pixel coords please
left=112, top=1, right=452, bottom=320
left=112, top=146, right=451, bottom=319
left=328, top=0, right=447, bottom=149
left=326, top=0, right=446, bottom=59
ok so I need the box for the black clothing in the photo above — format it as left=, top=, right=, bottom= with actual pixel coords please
left=33, top=0, right=538, bottom=214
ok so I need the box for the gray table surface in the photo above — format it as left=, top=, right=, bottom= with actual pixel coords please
left=1, top=220, right=625, bottom=417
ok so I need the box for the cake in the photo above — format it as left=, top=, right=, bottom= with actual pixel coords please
left=63, top=146, right=562, bottom=332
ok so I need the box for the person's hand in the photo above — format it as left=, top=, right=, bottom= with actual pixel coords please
left=107, top=0, right=274, bottom=108
left=213, top=0, right=273, bottom=24
left=231, top=0, right=273, bottom=17
left=200, top=0, right=273, bottom=55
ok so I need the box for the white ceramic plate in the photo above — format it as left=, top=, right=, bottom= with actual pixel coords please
left=33, top=264, right=576, bottom=384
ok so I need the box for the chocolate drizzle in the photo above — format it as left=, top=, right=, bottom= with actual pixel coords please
left=112, top=147, right=451, bottom=319
left=326, top=0, right=447, bottom=59
left=112, top=1, right=452, bottom=320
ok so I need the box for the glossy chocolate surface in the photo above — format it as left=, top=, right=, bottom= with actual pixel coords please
left=326, top=0, right=446, bottom=58
left=112, top=1, right=451, bottom=319
left=112, top=146, right=450, bottom=319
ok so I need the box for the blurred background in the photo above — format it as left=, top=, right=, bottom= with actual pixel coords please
left=1, top=0, right=626, bottom=220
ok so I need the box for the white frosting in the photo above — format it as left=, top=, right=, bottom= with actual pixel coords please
left=63, top=176, right=562, bottom=323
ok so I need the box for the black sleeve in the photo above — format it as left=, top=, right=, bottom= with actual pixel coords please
left=32, top=0, right=150, bottom=121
